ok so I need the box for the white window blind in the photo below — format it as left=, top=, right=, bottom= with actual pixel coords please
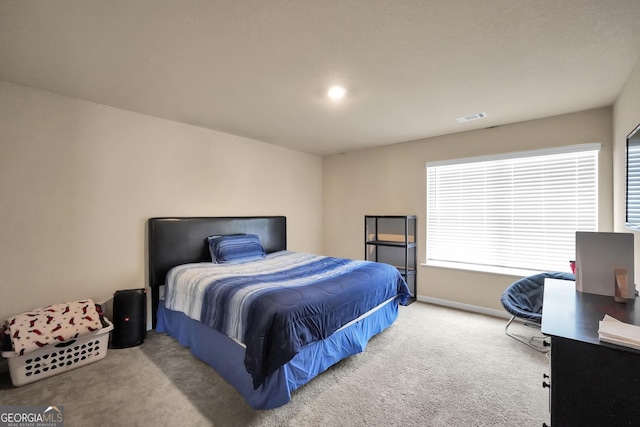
left=426, top=144, right=599, bottom=273
left=626, top=139, right=640, bottom=227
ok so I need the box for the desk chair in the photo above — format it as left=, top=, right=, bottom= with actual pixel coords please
left=500, top=272, right=575, bottom=352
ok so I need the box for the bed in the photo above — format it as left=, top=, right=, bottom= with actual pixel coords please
left=148, top=216, right=410, bottom=409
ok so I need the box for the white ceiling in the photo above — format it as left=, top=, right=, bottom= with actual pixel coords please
left=2, top=1, right=640, bottom=156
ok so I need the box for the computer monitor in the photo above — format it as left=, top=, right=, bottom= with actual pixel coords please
left=575, top=231, right=635, bottom=298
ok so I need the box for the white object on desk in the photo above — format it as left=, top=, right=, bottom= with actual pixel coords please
left=598, top=314, right=640, bottom=350
left=575, top=231, right=635, bottom=298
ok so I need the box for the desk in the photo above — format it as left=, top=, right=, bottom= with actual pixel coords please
left=541, top=279, right=640, bottom=426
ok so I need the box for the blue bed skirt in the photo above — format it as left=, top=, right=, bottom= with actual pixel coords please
left=156, top=298, right=400, bottom=409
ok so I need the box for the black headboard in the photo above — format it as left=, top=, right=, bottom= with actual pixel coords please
left=147, top=216, right=287, bottom=327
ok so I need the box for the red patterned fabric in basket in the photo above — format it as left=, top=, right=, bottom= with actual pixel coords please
left=6, top=299, right=102, bottom=356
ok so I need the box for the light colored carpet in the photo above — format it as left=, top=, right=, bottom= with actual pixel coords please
left=0, top=302, right=550, bottom=426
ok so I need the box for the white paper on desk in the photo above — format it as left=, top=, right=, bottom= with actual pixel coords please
left=598, top=314, right=640, bottom=349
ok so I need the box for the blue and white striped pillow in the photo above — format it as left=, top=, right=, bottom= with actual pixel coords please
left=207, top=234, right=266, bottom=264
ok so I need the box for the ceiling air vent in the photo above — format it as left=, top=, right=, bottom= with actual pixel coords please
left=456, top=112, right=487, bottom=123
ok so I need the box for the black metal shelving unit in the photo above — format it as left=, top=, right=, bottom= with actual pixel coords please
left=365, top=215, right=416, bottom=304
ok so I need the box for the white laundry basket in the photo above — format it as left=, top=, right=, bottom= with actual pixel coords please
left=1, top=318, right=113, bottom=386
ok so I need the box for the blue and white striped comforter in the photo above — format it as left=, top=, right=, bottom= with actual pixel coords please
left=163, top=250, right=410, bottom=388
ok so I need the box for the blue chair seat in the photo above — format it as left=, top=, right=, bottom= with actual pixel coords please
left=500, top=271, right=574, bottom=350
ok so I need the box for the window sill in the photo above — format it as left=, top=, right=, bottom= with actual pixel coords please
left=421, top=260, right=547, bottom=278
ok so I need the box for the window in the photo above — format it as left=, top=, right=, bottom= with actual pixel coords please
left=426, top=144, right=599, bottom=274
left=626, top=124, right=640, bottom=230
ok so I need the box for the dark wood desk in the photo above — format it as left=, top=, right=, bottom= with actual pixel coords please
left=541, top=279, right=640, bottom=426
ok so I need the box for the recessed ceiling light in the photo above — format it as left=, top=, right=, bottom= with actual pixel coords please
left=327, top=86, right=346, bottom=100
left=456, top=112, right=487, bottom=123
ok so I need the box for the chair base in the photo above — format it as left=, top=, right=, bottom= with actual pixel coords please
left=504, top=315, right=550, bottom=353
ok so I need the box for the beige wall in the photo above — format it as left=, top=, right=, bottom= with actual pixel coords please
left=3, top=67, right=633, bottom=321
left=0, top=81, right=323, bottom=321
left=614, top=58, right=640, bottom=285
left=323, top=108, right=613, bottom=314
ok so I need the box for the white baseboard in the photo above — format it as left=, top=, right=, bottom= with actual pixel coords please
left=416, top=295, right=510, bottom=319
